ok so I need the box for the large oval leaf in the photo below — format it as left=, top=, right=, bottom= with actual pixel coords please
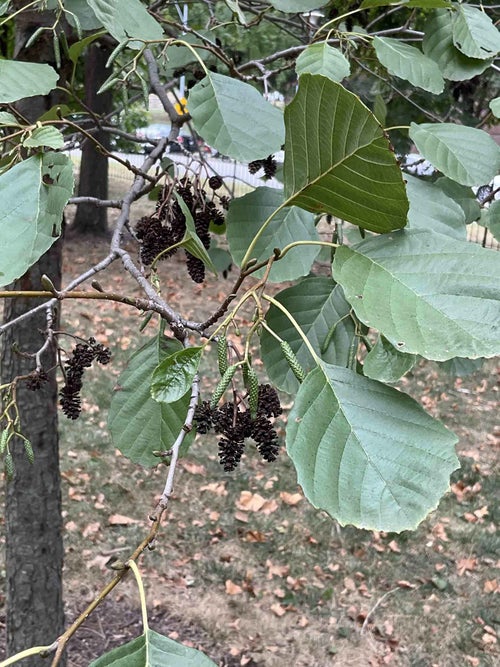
left=286, top=364, right=459, bottom=532
left=452, top=4, right=500, bottom=60
left=260, top=277, right=355, bottom=394
left=189, top=72, right=285, bottom=162
left=86, top=0, right=163, bottom=47
left=296, top=43, right=350, bottom=82
left=225, top=187, right=319, bottom=282
left=89, top=629, right=217, bottom=666
left=151, top=347, right=203, bottom=404
left=423, top=10, right=492, bottom=81
left=409, top=123, right=500, bottom=187
left=284, top=74, right=408, bottom=233
left=405, top=174, right=466, bottom=239
left=108, top=335, right=194, bottom=467
left=332, top=229, right=500, bottom=361
left=0, top=153, right=74, bottom=286
left=0, top=61, right=58, bottom=103
left=373, top=37, right=444, bottom=94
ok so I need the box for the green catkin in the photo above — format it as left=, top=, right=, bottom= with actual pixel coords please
left=217, top=335, right=228, bottom=376
left=22, top=438, right=34, bottom=465
left=280, top=341, right=306, bottom=383
left=0, top=429, right=9, bottom=455
left=5, top=450, right=14, bottom=480
left=210, top=363, right=238, bottom=409
left=53, top=32, right=61, bottom=70
left=245, top=365, right=259, bottom=419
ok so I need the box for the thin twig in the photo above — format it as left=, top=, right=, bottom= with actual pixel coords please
left=361, top=587, right=399, bottom=635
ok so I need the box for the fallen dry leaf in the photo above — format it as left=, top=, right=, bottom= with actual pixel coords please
left=270, top=603, right=286, bottom=617
left=108, top=514, right=140, bottom=526
left=180, top=460, right=206, bottom=475
left=242, top=530, right=266, bottom=543
left=200, top=482, right=227, bottom=496
left=236, top=491, right=266, bottom=512
left=483, top=579, right=499, bottom=594
left=457, top=557, right=478, bottom=576
left=225, top=580, right=243, bottom=595
left=266, top=560, right=290, bottom=579
left=279, top=491, right=303, bottom=506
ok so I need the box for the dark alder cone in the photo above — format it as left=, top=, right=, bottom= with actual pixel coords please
left=185, top=252, right=206, bottom=283
left=250, top=414, right=280, bottom=462
left=248, top=159, right=263, bottom=175
left=262, top=155, right=277, bottom=180
left=59, top=385, right=82, bottom=420
left=219, top=195, right=230, bottom=211
left=25, top=369, right=49, bottom=391
left=59, top=339, right=111, bottom=419
left=208, top=175, right=223, bottom=190
left=257, top=384, right=282, bottom=418
left=193, top=401, right=214, bottom=434
left=218, top=437, right=246, bottom=472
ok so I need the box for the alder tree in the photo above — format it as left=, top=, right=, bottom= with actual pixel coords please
left=0, top=0, right=499, bottom=664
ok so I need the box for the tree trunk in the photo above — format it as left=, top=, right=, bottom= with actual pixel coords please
left=2, top=242, right=65, bottom=665
left=1, top=5, right=67, bottom=664
left=72, top=43, right=112, bottom=236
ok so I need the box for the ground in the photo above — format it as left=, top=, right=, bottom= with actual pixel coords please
left=0, top=228, right=498, bottom=667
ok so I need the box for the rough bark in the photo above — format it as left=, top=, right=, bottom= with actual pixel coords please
left=1, top=4, right=67, bottom=664
left=2, top=242, right=65, bottom=665
left=72, top=43, right=112, bottom=236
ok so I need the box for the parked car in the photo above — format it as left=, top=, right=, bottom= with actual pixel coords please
left=168, top=134, right=198, bottom=153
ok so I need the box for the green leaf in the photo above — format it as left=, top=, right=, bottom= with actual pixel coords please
left=438, top=357, right=484, bottom=377
left=332, top=229, right=500, bottom=361
left=86, top=0, right=163, bottom=48
left=363, top=335, right=417, bottom=382
left=434, top=177, right=481, bottom=224
left=452, top=5, right=500, bottom=60
left=361, top=1, right=452, bottom=6
left=296, top=43, right=350, bottom=82
left=269, top=0, right=328, bottom=11
left=286, top=363, right=459, bottom=532
left=151, top=347, right=203, bottom=404
left=409, top=122, right=500, bottom=187
left=175, top=194, right=217, bottom=274
left=189, top=72, right=285, bottom=162
left=260, top=277, right=355, bottom=394
left=0, top=153, right=73, bottom=286
left=224, top=0, right=247, bottom=25
left=108, top=335, right=194, bottom=467
left=23, top=126, right=65, bottom=150
left=405, top=174, right=466, bottom=239
left=284, top=75, right=408, bottom=233
left=0, top=61, right=59, bottom=103
left=89, top=629, right=217, bottom=666
left=485, top=200, right=500, bottom=242
left=0, top=111, right=18, bottom=126
left=64, top=0, right=103, bottom=30
left=423, top=10, right=492, bottom=81
left=373, top=37, right=444, bottom=94
left=225, top=187, right=319, bottom=282
left=68, top=30, right=107, bottom=65
left=208, top=245, right=232, bottom=275
left=490, top=97, right=500, bottom=119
